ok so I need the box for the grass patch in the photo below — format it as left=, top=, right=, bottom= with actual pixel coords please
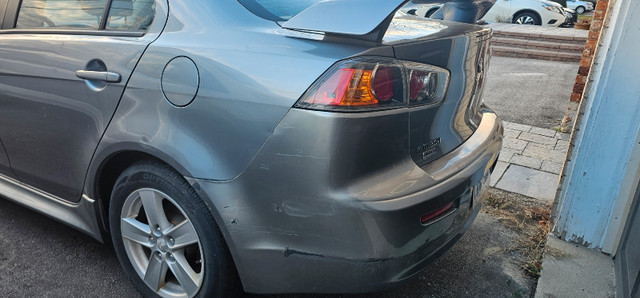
left=482, top=189, right=552, bottom=278
left=577, top=14, right=593, bottom=22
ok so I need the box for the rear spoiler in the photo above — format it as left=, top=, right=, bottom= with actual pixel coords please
left=282, top=0, right=496, bottom=42
left=282, top=0, right=409, bottom=42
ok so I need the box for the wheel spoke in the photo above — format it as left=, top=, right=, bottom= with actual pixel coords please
left=144, top=254, right=168, bottom=292
left=139, top=189, right=171, bottom=231
left=168, top=252, right=201, bottom=297
left=168, top=220, right=199, bottom=249
left=121, top=218, right=153, bottom=247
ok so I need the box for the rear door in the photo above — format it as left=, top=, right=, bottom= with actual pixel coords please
left=0, top=139, right=12, bottom=178
left=0, top=0, right=166, bottom=201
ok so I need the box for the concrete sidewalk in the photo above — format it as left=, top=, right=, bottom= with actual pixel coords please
left=491, top=121, right=569, bottom=203
left=535, top=237, right=615, bottom=298
left=490, top=120, right=617, bottom=298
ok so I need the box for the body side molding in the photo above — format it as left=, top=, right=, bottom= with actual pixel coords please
left=0, top=174, right=103, bottom=242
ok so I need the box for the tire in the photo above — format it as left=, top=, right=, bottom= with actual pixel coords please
left=576, top=6, right=585, bottom=14
left=109, top=160, right=240, bottom=298
left=513, top=12, right=541, bottom=25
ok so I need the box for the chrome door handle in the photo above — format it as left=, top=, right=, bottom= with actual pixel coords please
left=75, top=70, right=121, bottom=83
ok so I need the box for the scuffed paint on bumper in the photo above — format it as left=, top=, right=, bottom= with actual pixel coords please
left=188, top=109, right=503, bottom=294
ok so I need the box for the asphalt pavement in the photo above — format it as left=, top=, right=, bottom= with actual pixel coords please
left=483, top=56, right=579, bottom=128
left=0, top=196, right=534, bottom=298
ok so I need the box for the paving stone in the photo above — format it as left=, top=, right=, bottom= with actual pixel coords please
left=522, top=143, right=566, bottom=163
left=503, top=128, right=521, bottom=139
left=530, top=127, right=557, bottom=137
left=541, top=160, right=563, bottom=175
left=510, top=154, right=543, bottom=169
left=555, top=139, right=570, bottom=151
left=495, top=165, right=559, bottom=203
left=505, top=122, right=532, bottom=132
left=555, top=132, right=571, bottom=140
left=498, top=148, right=519, bottom=162
left=503, top=138, right=528, bottom=151
left=490, top=161, right=509, bottom=187
left=519, top=132, right=557, bottom=146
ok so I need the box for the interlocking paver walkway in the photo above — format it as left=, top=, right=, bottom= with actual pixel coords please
left=491, top=121, right=570, bottom=202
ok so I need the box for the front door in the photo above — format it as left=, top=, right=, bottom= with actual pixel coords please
left=616, top=181, right=640, bottom=298
left=0, top=0, right=166, bottom=201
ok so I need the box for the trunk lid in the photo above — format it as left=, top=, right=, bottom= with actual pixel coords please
left=385, top=17, right=492, bottom=166
left=280, top=0, right=494, bottom=166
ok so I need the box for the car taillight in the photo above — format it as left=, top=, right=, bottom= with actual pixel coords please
left=296, top=58, right=404, bottom=110
left=295, top=57, right=449, bottom=112
left=406, top=62, right=449, bottom=105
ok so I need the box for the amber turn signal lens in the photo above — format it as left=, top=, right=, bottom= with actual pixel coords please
left=307, top=68, right=378, bottom=106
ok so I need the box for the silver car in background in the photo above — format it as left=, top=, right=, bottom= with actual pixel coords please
left=0, top=0, right=502, bottom=296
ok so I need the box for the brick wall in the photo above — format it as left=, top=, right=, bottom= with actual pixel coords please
left=570, top=0, right=610, bottom=102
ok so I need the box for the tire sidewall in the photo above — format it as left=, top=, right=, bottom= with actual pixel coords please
left=109, top=162, right=228, bottom=298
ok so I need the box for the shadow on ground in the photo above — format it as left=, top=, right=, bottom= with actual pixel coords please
left=0, top=189, right=543, bottom=297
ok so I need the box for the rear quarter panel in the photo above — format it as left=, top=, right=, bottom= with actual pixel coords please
left=89, top=0, right=380, bottom=186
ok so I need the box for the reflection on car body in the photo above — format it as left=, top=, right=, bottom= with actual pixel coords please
left=0, top=0, right=502, bottom=297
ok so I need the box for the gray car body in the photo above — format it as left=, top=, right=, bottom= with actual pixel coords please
left=0, top=0, right=502, bottom=294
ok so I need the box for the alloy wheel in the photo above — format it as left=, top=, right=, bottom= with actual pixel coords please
left=120, top=188, right=204, bottom=298
left=515, top=15, right=535, bottom=25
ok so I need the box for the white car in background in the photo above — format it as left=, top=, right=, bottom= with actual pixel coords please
left=403, top=0, right=568, bottom=27
left=484, top=0, right=568, bottom=26
left=566, top=0, right=594, bottom=14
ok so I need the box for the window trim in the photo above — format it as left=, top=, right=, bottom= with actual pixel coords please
left=0, top=0, right=8, bottom=26
left=0, top=28, right=145, bottom=37
left=3, top=0, right=20, bottom=29
left=99, top=0, right=114, bottom=30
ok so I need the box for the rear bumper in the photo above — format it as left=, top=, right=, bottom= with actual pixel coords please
left=189, top=109, right=503, bottom=294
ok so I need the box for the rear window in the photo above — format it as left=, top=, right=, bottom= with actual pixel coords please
left=238, top=0, right=322, bottom=21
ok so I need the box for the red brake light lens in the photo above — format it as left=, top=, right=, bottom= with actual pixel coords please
left=372, top=66, right=394, bottom=101
left=405, top=62, right=449, bottom=105
left=295, top=58, right=449, bottom=111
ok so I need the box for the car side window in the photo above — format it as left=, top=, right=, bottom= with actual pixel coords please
left=16, top=0, right=107, bottom=29
left=105, top=0, right=155, bottom=31
left=13, top=0, right=155, bottom=32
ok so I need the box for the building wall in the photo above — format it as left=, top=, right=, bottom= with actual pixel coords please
left=553, top=0, right=640, bottom=252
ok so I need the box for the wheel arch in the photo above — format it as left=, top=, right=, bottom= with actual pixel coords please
left=87, top=146, right=246, bottom=290
left=512, top=9, right=542, bottom=23
left=85, top=144, right=228, bottom=240
left=86, top=146, right=182, bottom=230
